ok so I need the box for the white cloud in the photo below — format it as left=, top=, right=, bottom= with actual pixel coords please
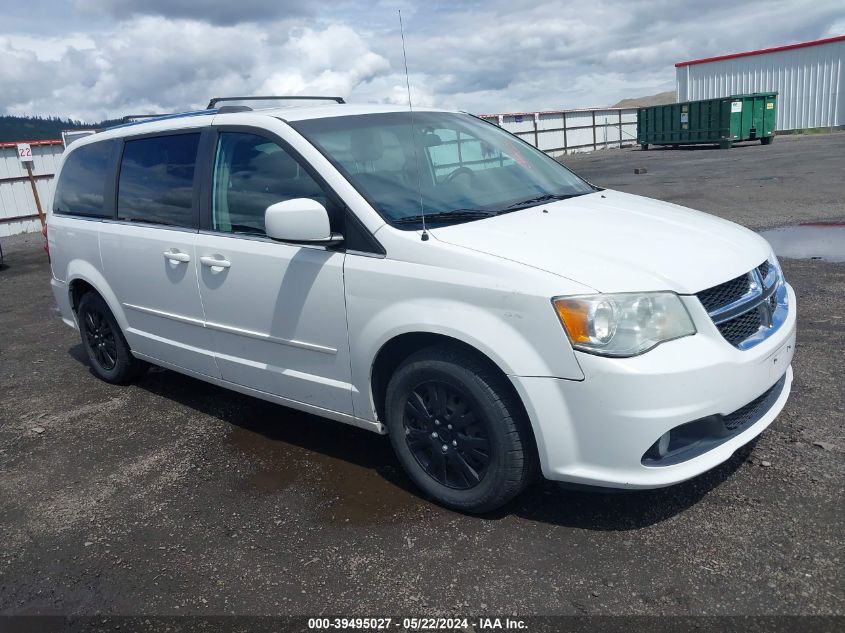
left=73, top=0, right=310, bottom=25
left=0, top=0, right=842, bottom=120
left=0, top=18, right=391, bottom=121
left=258, top=25, right=391, bottom=97
left=824, top=20, right=845, bottom=37
left=2, top=34, right=95, bottom=62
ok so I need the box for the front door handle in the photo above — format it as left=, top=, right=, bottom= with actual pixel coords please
left=163, top=249, right=190, bottom=263
left=200, top=255, right=231, bottom=269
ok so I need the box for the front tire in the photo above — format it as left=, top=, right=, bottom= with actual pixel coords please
left=384, top=345, right=534, bottom=513
left=77, top=292, right=146, bottom=384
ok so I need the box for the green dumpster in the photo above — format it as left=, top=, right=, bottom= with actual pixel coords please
left=637, top=93, right=777, bottom=150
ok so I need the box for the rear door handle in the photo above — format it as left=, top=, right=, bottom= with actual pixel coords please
left=163, top=249, right=191, bottom=263
left=200, top=255, right=231, bottom=269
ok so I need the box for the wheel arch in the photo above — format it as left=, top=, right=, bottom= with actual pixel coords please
left=65, top=260, right=129, bottom=331
left=369, top=331, right=539, bottom=465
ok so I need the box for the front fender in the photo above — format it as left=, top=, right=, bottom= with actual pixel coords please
left=362, top=297, right=572, bottom=378
left=348, top=292, right=584, bottom=422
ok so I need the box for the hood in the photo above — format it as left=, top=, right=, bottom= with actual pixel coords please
left=430, top=189, right=771, bottom=294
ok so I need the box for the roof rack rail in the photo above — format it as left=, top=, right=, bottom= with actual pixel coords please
left=120, top=114, right=170, bottom=122
left=206, top=95, right=345, bottom=109
left=216, top=105, right=253, bottom=114
left=107, top=109, right=216, bottom=131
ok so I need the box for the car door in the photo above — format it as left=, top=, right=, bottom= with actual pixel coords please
left=195, top=128, right=353, bottom=414
left=98, top=131, right=220, bottom=377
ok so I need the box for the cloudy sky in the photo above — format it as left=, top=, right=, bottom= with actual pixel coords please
left=1, top=0, right=842, bottom=121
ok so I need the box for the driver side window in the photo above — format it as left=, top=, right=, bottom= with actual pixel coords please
left=212, top=132, right=328, bottom=235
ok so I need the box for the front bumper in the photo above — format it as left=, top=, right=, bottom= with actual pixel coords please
left=511, top=283, right=796, bottom=489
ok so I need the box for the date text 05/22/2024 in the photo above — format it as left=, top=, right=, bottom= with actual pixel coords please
left=307, top=617, right=528, bottom=630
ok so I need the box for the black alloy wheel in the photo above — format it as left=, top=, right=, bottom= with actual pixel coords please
left=385, top=344, right=535, bottom=513
left=82, top=307, right=118, bottom=371
left=77, top=292, right=147, bottom=384
left=403, top=380, right=491, bottom=490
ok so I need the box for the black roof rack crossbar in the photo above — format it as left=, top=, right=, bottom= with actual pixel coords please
left=207, top=95, right=345, bottom=109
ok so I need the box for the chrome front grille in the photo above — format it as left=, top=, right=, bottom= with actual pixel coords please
left=697, top=259, right=788, bottom=350
left=697, top=274, right=751, bottom=313
left=718, top=309, right=764, bottom=346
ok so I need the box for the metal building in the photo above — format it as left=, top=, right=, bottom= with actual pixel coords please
left=676, top=35, right=844, bottom=131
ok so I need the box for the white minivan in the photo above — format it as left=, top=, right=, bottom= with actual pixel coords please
left=47, top=97, right=796, bottom=512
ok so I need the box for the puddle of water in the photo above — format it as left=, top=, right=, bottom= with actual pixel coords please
left=228, top=425, right=303, bottom=492
left=759, top=223, right=845, bottom=263
left=312, top=455, right=427, bottom=525
left=227, top=420, right=429, bottom=525
left=140, top=366, right=436, bottom=524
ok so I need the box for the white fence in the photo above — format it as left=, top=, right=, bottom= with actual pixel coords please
left=0, top=139, right=63, bottom=238
left=478, top=107, right=639, bottom=157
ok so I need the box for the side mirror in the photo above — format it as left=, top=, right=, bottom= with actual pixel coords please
left=264, top=199, right=343, bottom=245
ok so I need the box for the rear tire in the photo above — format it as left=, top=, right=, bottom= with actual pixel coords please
left=640, top=143, right=649, bottom=151
left=384, top=344, right=534, bottom=513
left=719, top=140, right=732, bottom=150
left=77, top=292, right=146, bottom=384
left=761, top=136, right=773, bottom=145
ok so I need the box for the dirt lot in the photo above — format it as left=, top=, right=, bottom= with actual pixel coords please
left=1, top=133, right=843, bottom=619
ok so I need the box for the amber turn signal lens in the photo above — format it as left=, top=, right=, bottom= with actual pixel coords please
left=553, top=298, right=591, bottom=343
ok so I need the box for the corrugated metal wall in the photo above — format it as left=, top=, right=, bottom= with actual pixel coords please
left=676, top=38, right=844, bottom=131
left=479, top=107, right=638, bottom=157
left=0, top=140, right=63, bottom=238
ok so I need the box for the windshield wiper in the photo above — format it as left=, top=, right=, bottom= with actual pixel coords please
left=392, top=209, right=497, bottom=225
left=504, top=192, right=590, bottom=210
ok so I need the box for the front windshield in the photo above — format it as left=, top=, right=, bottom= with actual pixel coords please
left=290, top=112, right=595, bottom=228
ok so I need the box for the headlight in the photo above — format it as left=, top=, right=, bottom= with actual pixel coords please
left=552, top=292, right=696, bottom=357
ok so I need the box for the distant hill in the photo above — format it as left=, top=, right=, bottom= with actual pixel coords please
left=0, top=115, right=122, bottom=143
left=612, top=91, right=676, bottom=108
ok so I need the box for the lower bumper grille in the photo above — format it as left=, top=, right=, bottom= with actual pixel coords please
left=642, top=373, right=788, bottom=467
left=723, top=374, right=786, bottom=431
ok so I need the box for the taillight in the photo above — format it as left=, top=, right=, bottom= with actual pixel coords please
left=42, top=223, right=50, bottom=262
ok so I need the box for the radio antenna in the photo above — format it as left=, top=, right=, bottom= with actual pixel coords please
left=398, top=9, right=428, bottom=241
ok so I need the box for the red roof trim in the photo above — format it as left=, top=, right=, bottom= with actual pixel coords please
left=0, top=138, right=64, bottom=149
left=675, top=34, right=845, bottom=67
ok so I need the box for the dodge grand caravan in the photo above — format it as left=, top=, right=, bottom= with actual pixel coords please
left=47, top=97, right=796, bottom=512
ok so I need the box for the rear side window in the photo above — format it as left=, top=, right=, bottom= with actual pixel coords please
left=117, top=133, right=200, bottom=227
left=53, top=140, right=115, bottom=217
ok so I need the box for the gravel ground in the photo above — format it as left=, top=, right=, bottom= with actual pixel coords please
left=0, top=132, right=843, bottom=619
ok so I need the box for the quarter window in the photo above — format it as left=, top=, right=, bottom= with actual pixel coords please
left=117, top=133, right=200, bottom=227
left=211, top=132, right=328, bottom=235
left=53, top=140, right=115, bottom=218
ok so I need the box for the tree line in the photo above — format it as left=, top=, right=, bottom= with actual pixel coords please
left=0, top=115, right=122, bottom=143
